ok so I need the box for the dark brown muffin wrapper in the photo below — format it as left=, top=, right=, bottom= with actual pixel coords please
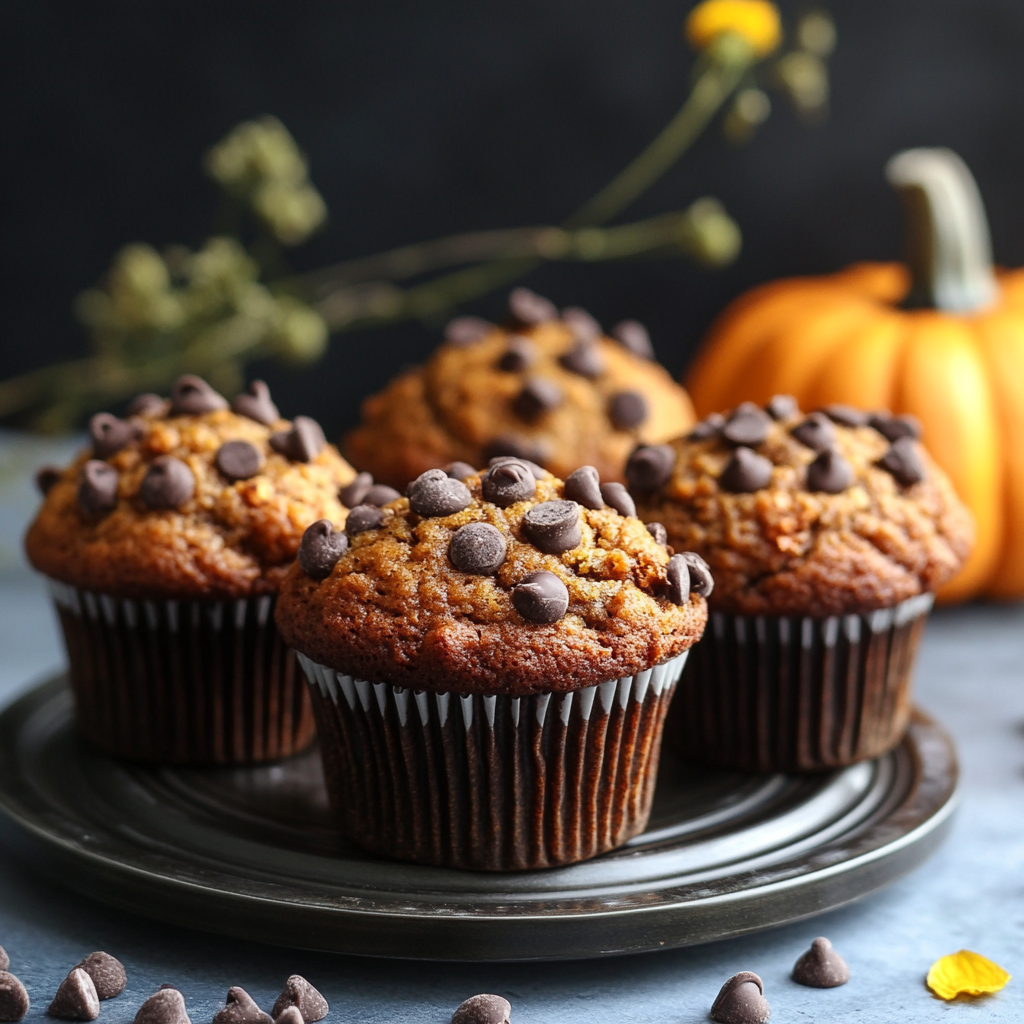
left=668, top=593, right=934, bottom=773
left=297, top=651, right=689, bottom=871
left=48, top=581, right=315, bottom=765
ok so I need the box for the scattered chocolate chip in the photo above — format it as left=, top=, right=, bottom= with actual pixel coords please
left=213, top=987, right=273, bottom=1024
left=169, top=375, right=228, bottom=416
left=269, top=417, right=326, bottom=463
left=74, top=953, right=125, bottom=1001
left=445, top=316, right=494, bottom=347
left=822, top=403, right=868, bottom=427
left=345, top=504, right=385, bottom=536
left=608, top=390, right=649, bottom=430
left=488, top=455, right=545, bottom=479
left=0, top=951, right=6, bottom=973
left=522, top=500, right=581, bottom=553
left=89, top=413, right=136, bottom=459
left=710, top=972, right=770, bottom=1024
left=133, top=988, right=190, bottom=1024
left=127, top=393, right=167, bottom=417
left=408, top=469, right=472, bottom=517
left=299, top=520, right=348, bottom=578
left=449, top=523, right=507, bottom=574
left=35, top=465, right=62, bottom=495
left=364, top=483, right=401, bottom=506
left=48, top=969, right=99, bottom=1021
left=722, top=402, right=771, bottom=446
left=625, top=444, right=675, bottom=491
left=339, top=472, right=373, bottom=508
left=563, top=465, right=603, bottom=510
left=215, top=440, right=264, bottom=481
left=646, top=522, right=668, bottom=546
left=274, top=1009, right=303, bottom=1024
left=0, top=972, right=29, bottom=1022
left=791, top=412, right=837, bottom=452
left=508, top=288, right=557, bottom=326
left=483, top=435, right=546, bottom=466
left=451, top=993, right=511, bottom=1024
left=482, top=460, right=537, bottom=507
left=513, top=378, right=562, bottom=421
left=766, top=394, right=799, bottom=421
left=559, top=340, right=604, bottom=378
left=444, top=461, right=477, bottom=481
left=611, top=320, right=654, bottom=360
left=665, top=554, right=691, bottom=604
left=877, top=436, right=925, bottom=486
left=793, top=936, right=850, bottom=988
left=513, top=571, right=569, bottom=624
left=140, top=456, right=195, bottom=509
left=497, top=336, right=536, bottom=372
left=271, top=976, right=327, bottom=1024
left=232, top=380, right=279, bottom=425
left=807, top=448, right=854, bottom=493
left=600, top=482, right=635, bottom=517
left=562, top=306, right=601, bottom=342
left=871, top=412, right=922, bottom=442
left=681, top=551, right=714, bottom=597
left=688, top=412, right=726, bottom=441
left=77, top=461, right=119, bottom=515
left=719, top=447, right=773, bottom=493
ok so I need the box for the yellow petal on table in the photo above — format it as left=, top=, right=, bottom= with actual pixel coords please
left=926, top=950, right=1011, bottom=1000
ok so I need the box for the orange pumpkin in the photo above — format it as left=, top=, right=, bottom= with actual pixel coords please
left=686, top=147, right=1024, bottom=602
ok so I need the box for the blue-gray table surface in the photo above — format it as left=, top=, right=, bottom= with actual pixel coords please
left=0, top=431, right=1021, bottom=1023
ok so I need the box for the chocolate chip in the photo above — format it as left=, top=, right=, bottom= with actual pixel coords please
left=299, top=520, right=348, bottom=578
left=140, top=456, right=195, bottom=509
left=73, top=953, right=125, bottom=1001
left=77, top=461, right=119, bottom=515
left=508, top=288, right=557, bottom=326
left=600, top=482, right=635, bottom=517
left=35, top=465, right=62, bottom=495
left=877, top=436, right=925, bottom=486
left=681, top=551, right=714, bottom=597
left=0, top=972, right=29, bottom=1023
left=871, top=412, right=922, bottom=442
left=513, top=378, right=562, bottom=421
left=608, top=390, right=649, bottom=429
left=710, top=972, right=770, bottom=1024
left=215, top=440, right=263, bottom=481
left=128, top=393, right=167, bottom=417
left=0, top=950, right=6, bottom=973
left=559, top=340, right=604, bottom=378
left=665, top=554, right=690, bottom=604
left=269, top=417, right=326, bottom=462
left=339, top=472, right=373, bottom=507
left=522, top=500, right=581, bottom=553
left=646, top=522, right=668, bottom=546
left=611, top=320, right=654, bottom=359
left=719, top=447, right=773, bottom=493
left=445, top=316, right=494, bottom=347
left=562, top=306, right=601, bottom=342
left=791, top=412, right=837, bottom=452
left=449, top=523, right=507, bottom=574
left=445, top=461, right=477, bottom=481
left=133, top=988, right=190, bottom=1024
left=563, top=465, right=603, bottom=509
left=488, top=455, right=545, bottom=479
left=275, top=1009, right=303, bottom=1024
left=345, top=504, right=385, bottom=536
left=512, top=571, right=569, bottom=623
left=89, top=413, right=136, bottom=458
left=807, top=448, right=854, bottom=493
left=212, top=988, right=272, bottom=1024
left=48, top=969, right=99, bottom=1021
left=271, top=976, right=327, bottom=1024
left=766, top=394, right=798, bottom=420
left=169, top=375, right=228, bottom=416
left=625, top=444, right=675, bottom=491
left=363, top=483, right=401, bottom=506
left=451, top=994, right=511, bottom=1024
left=793, top=937, right=850, bottom=988
left=497, top=336, right=537, bottom=372
left=482, top=460, right=536, bottom=507
left=688, top=412, right=725, bottom=441
left=483, top=434, right=546, bottom=466
left=822, top=403, right=868, bottom=427
left=722, top=402, right=771, bottom=446
left=232, top=380, right=279, bottom=425
left=408, top=469, right=472, bottom=517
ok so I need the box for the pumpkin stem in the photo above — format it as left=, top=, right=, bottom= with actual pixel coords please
left=886, top=148, right=997, bottom=313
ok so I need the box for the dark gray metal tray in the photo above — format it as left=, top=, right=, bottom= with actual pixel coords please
left=0, top=676, right=958, bottom=961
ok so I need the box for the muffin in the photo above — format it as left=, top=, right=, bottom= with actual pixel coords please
left=628, top=397, right=973, bottom=772
left=25, top=375, right=360, bottom=765
left=275, top=458, right=710, bottom=870
left=343, top=288, right=695, bottom=488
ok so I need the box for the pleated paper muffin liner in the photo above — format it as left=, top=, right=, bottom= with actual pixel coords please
left=48, top=581, right=315, bottom=765
left=297, top=651, right=689, bottom=871
left=668, top=593, right=934, bottom=773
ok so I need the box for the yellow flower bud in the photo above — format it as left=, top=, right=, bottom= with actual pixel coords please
left=685, top=0, right=781, bottom=58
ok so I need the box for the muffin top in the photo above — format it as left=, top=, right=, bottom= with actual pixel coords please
left=275, top=459, right=710, bottom=695
left=342, top=288, right=695, bottom=489
left=25, top=376, right=358, bottom=600
left=628, top=398, right=974, bottom=616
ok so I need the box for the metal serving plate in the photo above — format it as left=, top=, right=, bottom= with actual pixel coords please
left=0, top=676, right=958, bottom=961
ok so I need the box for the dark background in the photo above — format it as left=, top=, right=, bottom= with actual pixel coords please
left=4, top=0, right=1024, bottom=435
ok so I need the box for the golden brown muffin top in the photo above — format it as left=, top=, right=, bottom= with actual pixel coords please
left=629, top=399, right=974, bottom=616
left=25, top=376, right=358, bottom=600
left=275, top=459, right=710, bottom=695
left=342, top=289, right=695, bottom=489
